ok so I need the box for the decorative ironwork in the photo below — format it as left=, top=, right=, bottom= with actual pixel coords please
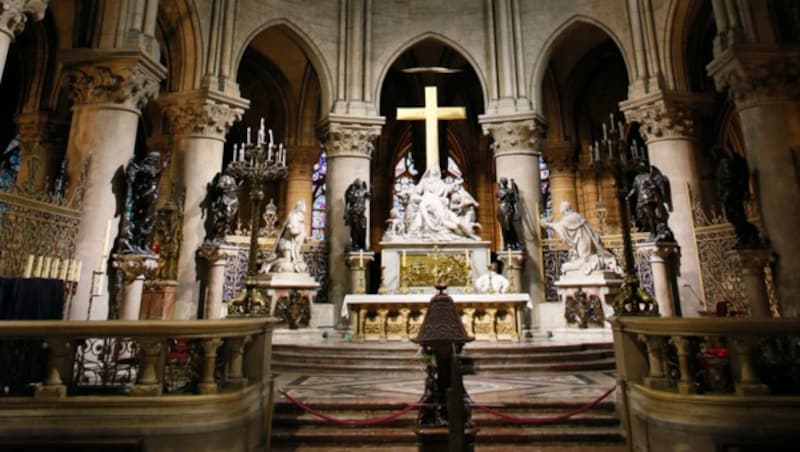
left=564, top=288, right=604, bottom=328
left=72, top=337, right=139, bottom=392
left=151, top=190, right=184, bottom=281
left=260, top=198, right=279, bottom=237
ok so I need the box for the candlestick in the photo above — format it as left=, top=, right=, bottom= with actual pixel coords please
left=602, top=123, right=607, bottom=140
left=464, top=249, right=470, bottom=269
left=402, top=250, right=407, bottom=267
left=269, top=128, right=274, bottom=145
left=359, top=250, right=364, bottom=268
left=507, top=248, right=512, bottom=267
left=24, top=254, right=34, bottom=278
left=246, top=127, right=251, bottom=145
left=486, top=249, right=491, bottom=269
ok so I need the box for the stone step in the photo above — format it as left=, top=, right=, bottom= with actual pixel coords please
left=273, top=412, right=620, bottom=428
left=273, top=341, right=613, bottom=356
left=272, top=358, right=615, bottom=374
left=273, top=400, right=617, bottom=414
left=273, top=445, right=626, bottom=452
left=272, top=347, right=614, bottom=363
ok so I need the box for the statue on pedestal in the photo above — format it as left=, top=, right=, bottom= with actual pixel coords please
left=627, top=160, right=674, bottom=243
left=497, top=177, right=523, bottom=250
left=541, top=201, right=621, bottom=275
left=262, top=200, right=308, bottom=273
left=344, top=178, right=370, bottom=251
left=712, top=145, right=763, bottom=249
left=118, top=151, right=162, bottom=254
left=201, top=165, right=240, bottom=243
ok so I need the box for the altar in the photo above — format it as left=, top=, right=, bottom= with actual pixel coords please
left=342, top=293, right=532, bottom=342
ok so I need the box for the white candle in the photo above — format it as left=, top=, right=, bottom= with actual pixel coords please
left=233, top=143, right=238, bottom=162
left=42, top=257, right=52, bottom=278
left=246, top=127, right=251, bottom=145
left=402, top=250, right=407, bottom=266
left=33, top=256, right=43, bottom=278
left=72, top=261, right=82, bottom=283
left=99, top=220, right=111, bottom=271
left=60, top=259, right=70, bottom=281
left=269, top=129, right=274, bottom=145
left=24, top=255, right=34, bottom=277
left=359, top=250, right=364, bottom=267
left=50, top=258, right=61, bottom=279
left=602, top=123, right=607, bottom=140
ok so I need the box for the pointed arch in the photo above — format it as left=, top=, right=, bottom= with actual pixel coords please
left=234, top=19, right=334, bottom=115
left=157, top=0, right=205, bottom=92
left=530, top=15, right=633, bottom=113
left=373, top=32, right=488, bottom=113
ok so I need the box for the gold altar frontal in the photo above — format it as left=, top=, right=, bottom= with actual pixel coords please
left=341, top=294, right=532, bottom=342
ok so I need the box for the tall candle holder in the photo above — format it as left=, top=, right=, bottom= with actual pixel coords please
left=228, top=119, right=288, bottom=316
left=590, top=114, right=657, bottom=316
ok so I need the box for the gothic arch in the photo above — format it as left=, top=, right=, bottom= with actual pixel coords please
left=373, top=32, right=489, bottom=113
left=157, top=0, right=204, bottom=92
left=234, top=19, right=334, bottom=115
left=663, top=0, right=711, bottom=92
left=530, top=15, right=633, bottom=114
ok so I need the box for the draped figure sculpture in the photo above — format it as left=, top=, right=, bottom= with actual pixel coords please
left=262, top=200, right=308, bottom=273
left=496, top=177, right=523, bottom=250
left=541, top=201, right=621, bottom=276
left=118, top=151, right=162, bottom=254
left=344, top=178, right=370, bottom=251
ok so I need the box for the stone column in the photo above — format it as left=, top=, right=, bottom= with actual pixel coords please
left=346, top=251, right=374, bottom=295
left=62, top=53, right=165, bottom=320
left=14, top=112, right=68, bottom=192
left=621, top=92, right=711, bottom=316
left=285, top=144, right=317, bottom=230
left=0, top=0, right=47, bottom=81
left=637, top=242, right=681, bottom=317
left=197, top=243, right=238, bottom=319
left=320, top=116, right=383, bottom=327
left=112, top=254, right=158, bottom=320
left=708, top=49, right=800, bottom=316
left=481, top=114, right=546, bottom=325
left=727, top=249, right=773, bottom=318
left=162, top=91, right=247, bottom=319
left=543, top=141, right=577, bottom=219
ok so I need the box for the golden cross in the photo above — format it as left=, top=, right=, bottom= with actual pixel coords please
left=396, top=86, right=466, bottom=170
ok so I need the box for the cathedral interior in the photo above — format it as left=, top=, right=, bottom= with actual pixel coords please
left=0, top=1, right=799, bottom=451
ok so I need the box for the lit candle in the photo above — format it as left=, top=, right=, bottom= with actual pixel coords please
left=402, top=250, right=407, bottom=267
left=359, top=250, right=364, bottom=267
left=269, top=129, right=274, bottom=145
left=42, top=257, right=52, bottom=278
left=246, top=127, right=251, bottom=145
left=24, top=254, right=34, bottom=278
left=33, top=256, right=43, bottom=278
left=60, top=259, right=70, bottom=281
left=233, top=143, right=238, bottom=162
left=602, top=123, right=607, bottom=140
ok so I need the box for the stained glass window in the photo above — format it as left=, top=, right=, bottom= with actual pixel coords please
left=392, top=153, right=419, bottom=216
left=0, top=134, right=20, bottom=192
left=539, top=155, right=552, bottom=218
left=311, top=149, right=327, bottom=241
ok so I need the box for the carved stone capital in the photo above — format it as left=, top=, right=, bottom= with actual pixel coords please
left=707, top=47, right=800, bottom=109
left=480, top=115, right=546, bottom=157
left=67, top=60, right=162, bottom=110
left=320, top=116, right=383, bottom=159
left=620, top=92, right=712, bottom=142
left=196, top=243, right=236, bottom=265
left=542, top=141, right=575, bottom=173
left=113, top=254, right=159, bottom=284
left=15, top=112, right=68, bottom=151
left=162, top=91, right=247, bottom=139
left=0, top=0, right=47, bottom=37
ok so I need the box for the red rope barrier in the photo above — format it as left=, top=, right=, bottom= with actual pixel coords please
left=279, top=391, right=420, bottom=427
left=471, top=385, right=617, bottom=425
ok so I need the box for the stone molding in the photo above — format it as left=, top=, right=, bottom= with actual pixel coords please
left=112, top=254, right=159, bottom=284
left=67, top=62, right=161, bottom=110
left=480, top=116, right=545, bottom=158
left=0, top=0, right=47, bottom=37
left=708, top=48, right=800, bottom=109
left=620, top=92, right=712, bottom=142
left=163, top=97, right=246, bottom=140
left=320, top=118, right=383, bottom=159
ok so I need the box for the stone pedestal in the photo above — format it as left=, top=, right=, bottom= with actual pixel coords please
left=637, top=242, right=681, bottom=317
left=112, top=254, right=159, bottom=320
left=259, top=272, right=320, bottom=329
left=497, top=250, right=524, bottom=292
left=553, top=271, right=623, bottom=330
left=197, top=243, right=238, bottom=319
left=726, top=249, right=773, bottom=318
left=140, top=280, right=177, bottom=320
left=345, top=251, right=375, bottom=294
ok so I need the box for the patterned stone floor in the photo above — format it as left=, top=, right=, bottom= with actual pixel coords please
left=275, top=370, right=618, bottom=404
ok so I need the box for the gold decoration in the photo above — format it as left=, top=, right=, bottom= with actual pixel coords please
left=404, top=250, right=470, bottom=287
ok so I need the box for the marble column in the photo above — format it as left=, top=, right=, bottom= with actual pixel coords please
left=708, top=49, right=800, bottom=317
left=621, top=92, right=711, bottom=316
left=320, top=116, right=383, bottom=327
left=162, top=91, right=247, bottom=319
left=113, top=254, right=158, bottom=320
left=14, top=112, right=68, bottom=192
left=62, top=54, right=164, bottom=320
left=543, top=141, right=577, bottom=219
left=481, top=114, right=546, bottom=326
left=637, top=242, right=681, bottom=317
left=727, top=249, right=773, bottom=318
left=197, top=243, right=238, bottom=319
left=0, top=0, right=47, bottom=81
left=285, top=144, right=317, bottom=231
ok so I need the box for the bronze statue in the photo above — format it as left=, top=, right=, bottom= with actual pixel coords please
left=627, top=159, right=674, bottom=242
left=712, top=145, right=763, bottom=249
left=344, top=178, right=370, bottom=251
left=118, top=152, right=162, bottom=254
left=496, top=177, right=523, bottom=250
left=202, top=164, right=240, bottom=243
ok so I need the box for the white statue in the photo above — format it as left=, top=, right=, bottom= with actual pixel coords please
left=383, top=165, right=482, bottom=242
left=475, top=264, right=510, bottom=294
left=540, top=201, right=621, bottom=276
left=261, top=200, right=309, bottom=273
